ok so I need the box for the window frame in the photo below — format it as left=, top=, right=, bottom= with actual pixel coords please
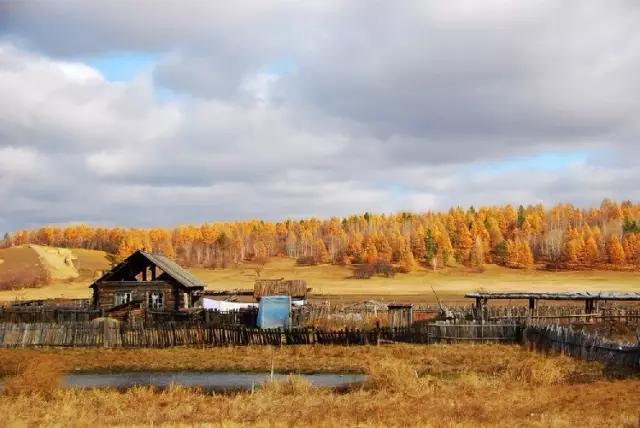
left=114, top=291, right=132, bottom=306
left=147, top=291, right=165, bottom=310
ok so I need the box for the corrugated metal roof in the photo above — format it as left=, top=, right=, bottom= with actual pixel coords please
left=140, top=251, right=205, bottom=289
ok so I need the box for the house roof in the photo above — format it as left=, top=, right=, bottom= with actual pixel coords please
left=139, top=250, right=205, bottom=289
left=91, top=250, right=205, bottom=290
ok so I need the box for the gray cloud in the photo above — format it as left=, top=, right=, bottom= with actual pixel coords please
left=1, top=1, right=640, bottom=232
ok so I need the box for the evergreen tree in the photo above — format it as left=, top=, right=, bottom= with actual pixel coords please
left=424, top=229, right=437, bottom=264
left=494, top=240, right=508, bottom=265
left=517, top=205, right=526, bottom=227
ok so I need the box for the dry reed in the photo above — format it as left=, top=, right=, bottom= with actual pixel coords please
left=0, top=345, right=638, bottom=427
left=2, top=355, right=63, bottom=397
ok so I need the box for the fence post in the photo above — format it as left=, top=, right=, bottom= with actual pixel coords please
left=102, top=320, right=108, bottom=348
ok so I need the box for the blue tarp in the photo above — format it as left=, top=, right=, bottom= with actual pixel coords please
left=257, top=296, right=291, bottom=329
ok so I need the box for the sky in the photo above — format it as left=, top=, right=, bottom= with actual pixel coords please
left=0, top=0, right=639, bottom=232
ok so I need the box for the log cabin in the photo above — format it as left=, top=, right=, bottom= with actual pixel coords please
left=90, top=250, right=205, bottom=313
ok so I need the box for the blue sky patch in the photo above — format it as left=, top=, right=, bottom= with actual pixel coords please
left=264, top=57, right=296, bottom=75
left=480, top=151, right=588, bottom=174
left=85, top=52, right=159, bottom=82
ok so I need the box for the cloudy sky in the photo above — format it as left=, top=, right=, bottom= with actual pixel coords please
left=0, top=1, right=639, bottom=232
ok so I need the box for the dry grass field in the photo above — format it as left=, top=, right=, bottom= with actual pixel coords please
left=1, top=252, right=639, bottom=303
left=0, top=245, right=112, bottom=302
left=0, top=345, right=638, bottom=427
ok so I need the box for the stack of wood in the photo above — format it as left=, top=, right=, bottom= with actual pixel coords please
left=253, top=278, right=308, bottom=299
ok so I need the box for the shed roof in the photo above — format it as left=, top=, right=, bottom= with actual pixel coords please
left=465, top=291, right=640, bottom=301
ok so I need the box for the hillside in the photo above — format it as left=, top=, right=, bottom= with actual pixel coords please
left=1, top=248, right=638, bottom=303
left=0, top=245, right=113, bottom=299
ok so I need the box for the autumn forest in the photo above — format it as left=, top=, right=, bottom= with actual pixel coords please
left=3, top=199, right=640, bottom=272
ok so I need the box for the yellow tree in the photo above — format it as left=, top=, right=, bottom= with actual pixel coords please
left=456, top=224, right=473, bottom=264
left=517, top=240, right=534, bottom=268
left=314, top=239, right=330, bottom=264
left=363, top=240, right=378, bottom=264
left=470, top=236, right=485, bottom=268
left=562, top=228, right=582, bottom=265
left=606, top=235, right=625, bottom=266
left=582, top=236, right=599, bottom=266
left=398, top=242, right=417, bottom=272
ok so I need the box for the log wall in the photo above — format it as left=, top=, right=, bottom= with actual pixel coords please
left=93, top=281, right=177, bottom=311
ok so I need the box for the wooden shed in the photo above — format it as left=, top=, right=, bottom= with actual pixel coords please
left=253, top=278, right=309, bottom=300
left=90, top=250, right=205, bottom=313
left=388, top=304, right=413, bottom=328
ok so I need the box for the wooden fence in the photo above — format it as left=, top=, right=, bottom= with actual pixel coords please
left=522, top=324, right=640, bottom=369
left=1, top=320, right=637, bottom=370
left=448, top=304, right=640, bottom=325
left=0, top=307, right=102, bottom=323
left=0, top=322, right=521, bottom=348
left=0, top=307, right=259, bottom=326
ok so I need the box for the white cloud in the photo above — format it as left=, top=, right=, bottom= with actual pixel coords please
left=1, top=1, right=640, bottom=231
left=0, top=146, right=43, bottom=177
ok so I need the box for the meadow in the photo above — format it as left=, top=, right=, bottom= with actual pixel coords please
left=1, top=250, right=639, bottom=304
left=0, top=344, right=639, bottom=427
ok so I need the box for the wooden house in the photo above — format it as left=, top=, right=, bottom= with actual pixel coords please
left=90, top=250, right=205, bottom=313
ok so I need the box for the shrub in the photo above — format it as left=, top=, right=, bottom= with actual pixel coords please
left=296, top=256, right=317, bottom=266
left=2, top=356, right=63, bottom=397
left=353, top=264, right=374, bottom=279
left=0, top=266, right=51, bottom=291
left=373, top=261, right=395, bottom=277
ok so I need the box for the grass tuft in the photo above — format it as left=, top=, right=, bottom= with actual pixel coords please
left=2, top=355, right=63, bottom=397
left=503, top=354, right=576, bottom=386
left=258, top=375, right=313, bottom=395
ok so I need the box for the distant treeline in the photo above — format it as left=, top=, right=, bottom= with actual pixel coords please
left=3, top=199, right=640, bottom=271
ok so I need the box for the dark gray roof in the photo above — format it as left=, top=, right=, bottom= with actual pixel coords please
left=465, top=291, right=640, bottom=301
left=140, top=251, right=205, bottom=289
left=91, top=250, right=205, bottom=289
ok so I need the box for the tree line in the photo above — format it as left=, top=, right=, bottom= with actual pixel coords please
left=3, top=199, right=640, bottom=271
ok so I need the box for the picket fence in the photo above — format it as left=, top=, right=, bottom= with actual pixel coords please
left=522, top=324, right=640, bottom=369
left=0, top=322, right=521, bottom=348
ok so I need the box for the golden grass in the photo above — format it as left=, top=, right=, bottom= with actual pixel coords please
left=0, top=345, right=639, bottom=427
left=193, top=258, right=640, bottom=299
left=2, top=355, right=63, bottom=397
left=0, top=344, right=604, bottom=378
left=3, top=255, right=640, bottom=304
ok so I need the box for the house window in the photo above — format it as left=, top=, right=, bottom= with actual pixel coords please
left=114, top=291, right=132, bottom=306
left=148, top=291, right=164, bottom=310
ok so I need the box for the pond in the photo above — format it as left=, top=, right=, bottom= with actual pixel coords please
left=64, top=371, right=367, bottom=392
